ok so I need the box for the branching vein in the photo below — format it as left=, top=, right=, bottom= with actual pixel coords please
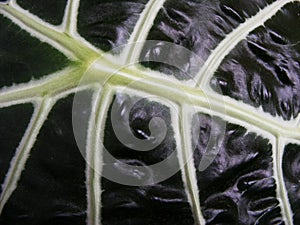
left=177, top=105, right=205, bottom=225
left=122, top=0, right=166, bottom=64
left=0, top=1, right=299, bottom=225
left=86, top=86, right=112, bottom=225
left=194, top=0, right=293, bottom=88
left=62, top=0, right=80, bottom=35
left=0, top=2, right=98, bottom=61
left=275, top=138, right=294, bottom=225
left=0, top=98, right=53, bottom=213
left=0, top=66, right=86, bottom=107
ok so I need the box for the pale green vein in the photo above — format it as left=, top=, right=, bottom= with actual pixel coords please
left=86, top=86, right=113, bottom=225
left=0, top=98, right=53, bottom=213
left=122, top=0, right=166, bottom=64
left=0, top=1, right=298, bottom=225
left=0, top=3, right=99, bottom=61
left=85, top=88, right=102, bottom=225
left=195, top=0, right=293, bottom=88
left=0, top=53, right=298, bottom=141
left=1, top=0, right=298, bottom=140
left=275, top=138, right=293, bottom=225
left=177, top=105, right=205, bottom=225
left=62, top=0, right=80, bottom=35
left=105, top=67, right=300, bottom=140
left=0, top=66, right=86, bottom=106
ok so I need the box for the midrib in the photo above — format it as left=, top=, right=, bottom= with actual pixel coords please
left=0, top=55, right=298, bottom=139
left=0, top=0, right=298, bottom=138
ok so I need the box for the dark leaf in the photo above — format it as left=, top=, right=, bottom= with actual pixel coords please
left=77, top=0, right=148, bottom=52
left=192, top=113, right=283, bottom=225
left=211, top=2, right=300, bottom=120
left=0, top=94, right=88, bottom=225
left=16, top=0, right=68, bottom=25
left=101, top=93, right=194, bottom=225
left=140, top=0, right=275, bottom=80
left=0, top=15, right=70, bottom=88
left=282, top=143, right=300, bottom=225
left=0, top=104, right=33, bottom=194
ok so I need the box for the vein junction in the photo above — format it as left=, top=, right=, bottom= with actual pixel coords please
left=0, top=1, right=299, bottom=225
left=0, top=0, right=299, bottom=137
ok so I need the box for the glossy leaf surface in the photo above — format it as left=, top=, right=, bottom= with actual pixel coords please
left=0, top=1, right=299, bottom=225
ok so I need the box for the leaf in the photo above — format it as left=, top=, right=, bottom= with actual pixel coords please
left=0, top=103, right=33, bottom=192
left=0, top=14, right=70, bottom=88
left=192, top=113, right=281, bottom=224
left=16, top=0, right=68, bottom=25
left=101, top=93, right=194, bottom=225
left=282, top=143, right=300, bottom=225
left=211, top=3, right=300, bottom=120
left=77, top=0, right=149, bottom=52
left=0, top=0, right=299, bottom=225
left=0, top=94, right=87, bottom=225
left=140, top=0, right=273, bottom=80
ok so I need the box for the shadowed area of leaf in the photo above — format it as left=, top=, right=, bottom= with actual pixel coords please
left=192, top=113, right=283, bottom=225
left=0, top=103, right=33, bottom=194
left=77, top=0, right=148, bottom=53
left=140, top=0, right=275, bottom=80
left=16, top=0, right=68, bottom=25
left=0, top=94, right=91, bottom=225
left=0, top=15, right=70, bottom=88
left=101, top=93, right=194, bottom=225
left=282, top=143, right=300, bottom=225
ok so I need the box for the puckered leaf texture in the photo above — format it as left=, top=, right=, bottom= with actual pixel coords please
left=211, top=3, right=300, bottom=120
left=192, top=113, right=282, bottom=224
left=77, top=0, right=148, bottom=52
left=101, top=93, right=194, bottom=225
left=0, top=0, right=299, bottom=225
left=140, top=0, right=276, bottom=80
left=283, top=144, right=300, bottom=225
